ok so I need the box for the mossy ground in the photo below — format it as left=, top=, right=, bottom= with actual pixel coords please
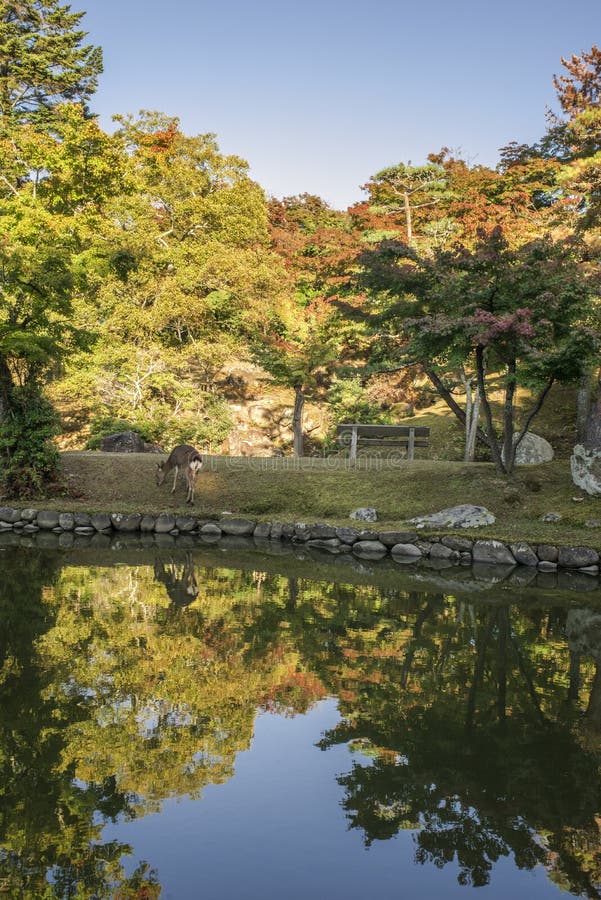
left=7, top=449, right=600, bottom=551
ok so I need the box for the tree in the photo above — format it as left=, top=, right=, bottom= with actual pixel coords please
left=362, top=162, right=448, bottom=245
left=0, top=0, right=102, bottom=132
left=360, top=227, right=598, bottom=473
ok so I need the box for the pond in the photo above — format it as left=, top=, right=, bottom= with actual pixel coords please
left=1, top=536, right=601, bottom=899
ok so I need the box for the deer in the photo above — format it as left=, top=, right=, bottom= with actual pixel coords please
left=156, top=444, right=204, bottom=505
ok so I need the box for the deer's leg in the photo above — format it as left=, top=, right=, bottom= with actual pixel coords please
left=171, top=465, right=178, bottom=493
left=186, top=467, right=196, bottom=504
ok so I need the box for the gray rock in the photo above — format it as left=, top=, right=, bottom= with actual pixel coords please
left=154, top=514, right=176, bottom=534
left=74, top=526, right=95, bottom=535
left=352, top=540, right=387, bottom=558
left=73, top=512, right=91, bottom=527
left=200, top=523, right=222, bottom=536
left=91, top=513, right=112, bottom=532
left=441, top=535, right=474, bottom=552
left=501, top=432, right=554, bottom=465
left=140, top=515, right=156, bottom=532
left=411, top=505, right=495, bottom=530
left=309, top=523, right=337, bottom=540
left=538, top=560, right=558, bottom=572
left=350, top=508, right=378, bottom=522
left=37, top=510, right=60, bottom=530
left=307, top=538, right=342, bottom=552
left=20, top=508, right=38, bottom=522
left=270, top=522, right=283, bottom=541
left=585, top=519, right=601, bottom=528
left=336, top=527, right=360, bottom=544
left=58, top=512, right=75, bottom=531
left=390, top=542, right=423, bottom=558
left=472, top=540, right=516, bottom=566
left=0, top=507, right=18, bottom=523
left=557, top=546, right=599, bottom=568
left=579, top=565, right=600, bottom=575
left=110, top=513, right=141, bottom=532
left=510, top=541, right=539, bottom=567
left=540, top=512, right=562, bottom=523
left=219, top=517, right=256, bottom=536
left=100, top=430, right=145, bottom=453
left=378, top=531, right=419, bottom=547
left=176, top=515, right=197, bottom=532
left=293, top=523, right=311, bottom=542
left=571, top=444, right=601, bottom=496
left=357, top=530, right=379, bottom=542
left=429, top=543, right=460, bottom=561
left=254, top=522, right=272, bottom=539
left=22, top=524, right=39, bottom=533
left=537, top=544, right=559, bottom=563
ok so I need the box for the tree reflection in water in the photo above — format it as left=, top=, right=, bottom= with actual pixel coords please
left=0, top=548, right=600, bottom=897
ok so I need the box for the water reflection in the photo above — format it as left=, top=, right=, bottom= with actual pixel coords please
left=0, top=544, right=601, bottom=897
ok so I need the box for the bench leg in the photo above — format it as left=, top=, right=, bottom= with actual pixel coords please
left=350, top=427, right=358, bottom=463
left=408, top=429, right=415, bottom=460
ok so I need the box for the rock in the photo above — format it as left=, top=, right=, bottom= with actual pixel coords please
left=270, top=522, right=283, bottom=541
left=352, top=540, right=387, bottom=558
left=37, top=510, right=60, bottom=530
left=91, top=513, right=112, bottom=532
left=429, top=543, right=460, bottom=561
left=140, top=515, right=156, bottom=532
left=585, top=520, right=601, bottom=528
left=309, top=523, right=337, bottom=540
left=410, top=505, right=495, bottom=530
left=441, top=535, right=473, bottom=552
left=571, top=444, right=601, bottom=496
left=154, top=514, right=176, bottom=534
left=501, top=432, right=554, bottom=466
left=20, top=508, right=38, bottom=522
left=350, top=508, right=378, bottom=522
left=254, top=522, right=272, bottom=539
left=176, top=515, right=197, bottom=532
left=219, top=517, right=256, bottom=536
left=100, top=431, right=145, bottom=453
left=200, top=523, right=222, bottom=536
left=0, top=507, right=18, bottom=523
left=557, top=546, right=600, bottom=568
left=307, top=538, right=342, bottom=552
left=335, top=527, right=360, bottom=544
left=472, top=540, right=516, bottom=566
left=390, top=543, right=422, bottom=558
left=538, top=560, right=558, bottom=572
left=510, top=541, right=539, bottom=567
left=110, top=513, right=141, bottom=532
left=73, top=512, right=91, bottom=527
left=58, top=512, right=75, bottom=531
left=293, top=524, right=311, bottom=542
left=537, top=544, right=559, bottom=563
left=540, top=512, right=562, bottom=523
left=378, top=531, right=419, bottom=547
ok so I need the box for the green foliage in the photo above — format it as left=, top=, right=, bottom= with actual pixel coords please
left=0, top=383, right=61, bottom=495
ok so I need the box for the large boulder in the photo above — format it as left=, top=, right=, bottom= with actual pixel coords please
left=501, top=432, right=554, bottom=466
left=571, top=443, right=601, bottom=496
left=101, top=431, right=145, bottom=453
left=410, top=505, right=495, bottom=530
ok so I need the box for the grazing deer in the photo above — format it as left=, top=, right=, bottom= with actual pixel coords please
left=156, top=444, right=203, bottom=504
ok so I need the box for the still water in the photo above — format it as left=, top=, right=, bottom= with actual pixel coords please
left=1, top=537, right=601, bottom=899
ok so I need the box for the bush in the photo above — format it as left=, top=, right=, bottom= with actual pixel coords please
left=0, top=385, right=62, bottom=496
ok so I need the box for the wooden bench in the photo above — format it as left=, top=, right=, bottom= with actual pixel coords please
left=336, top=423, right=430, bottom=462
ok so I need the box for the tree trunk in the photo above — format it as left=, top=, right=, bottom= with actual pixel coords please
left=582, top=366, right=601, bottom=449
left=476, top=346, right=506, bottom=474
left=292, top=386, right=305, bottom=458
left=502, top=359, right=517, bottom=474
left=459, top=368, right=481, bottom=462
left=0, top=355, right=12, bottom=424
left=576, top=369, right=593, bottom=443
left=424, top=366, right=489, bottom=449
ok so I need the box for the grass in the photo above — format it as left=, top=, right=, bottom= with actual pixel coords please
left=7, top=450, right=601, bottom=550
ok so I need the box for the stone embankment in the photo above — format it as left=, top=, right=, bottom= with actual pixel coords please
left=1, top=506, right=600, bottom=577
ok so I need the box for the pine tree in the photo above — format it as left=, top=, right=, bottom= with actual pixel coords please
left=0, top=1, right=102, bottom=129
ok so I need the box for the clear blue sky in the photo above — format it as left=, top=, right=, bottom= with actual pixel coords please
left=81, top=0, right=599, bottom=210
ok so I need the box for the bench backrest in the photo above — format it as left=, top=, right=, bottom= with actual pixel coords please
left=336, top=424, right=430, bottom=438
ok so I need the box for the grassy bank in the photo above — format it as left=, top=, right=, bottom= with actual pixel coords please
left=6, top=451, right=601, bottom=550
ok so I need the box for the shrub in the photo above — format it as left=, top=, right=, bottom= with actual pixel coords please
left=0, top=385, right=62, bottom=496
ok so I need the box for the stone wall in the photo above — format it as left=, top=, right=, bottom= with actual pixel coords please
left=1, top=506, right=599, bottom=581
